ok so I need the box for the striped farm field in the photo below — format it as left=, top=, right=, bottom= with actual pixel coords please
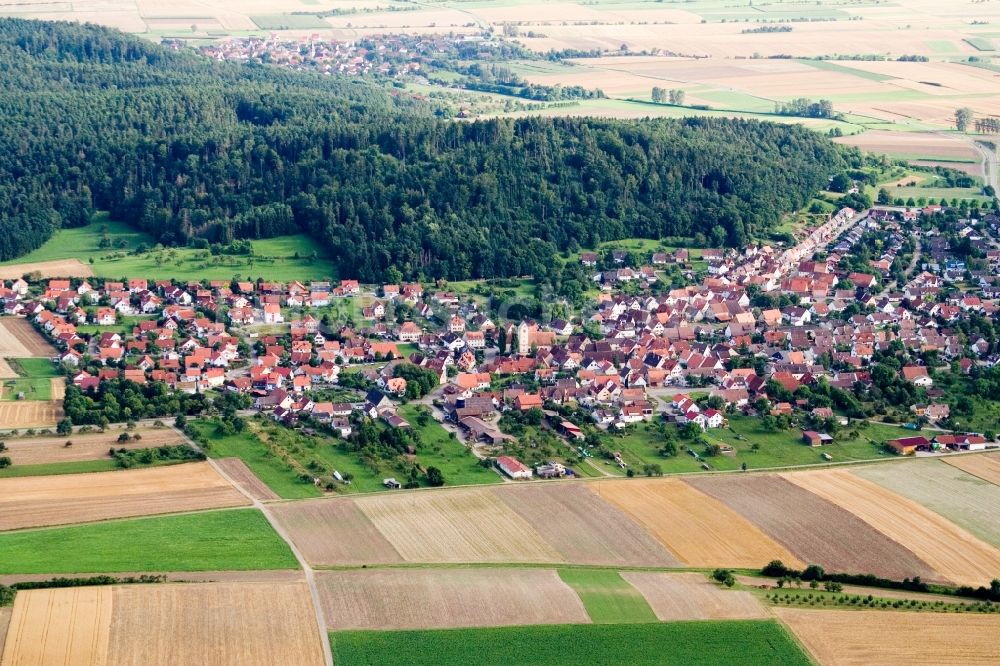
left=775, top=608, right=1000, bottom=665
left=783, top=469, right=1000, bottom=587
left=316, top=568, right=589, bottom=631
left=590, top=479, right=804, bottom=569
left=0, top=461, right=249, bottom=531
left=2, top=428, right=182, bottom=466
left=494, top=484, right=678, bottom=567
left=854, top=460, right=1000, bottom=548
left=621, top=572, right=767, bottom=622
left=355, top=488, right=561, bottom=564
left=0, top=582, right=324, bottom=666
left=944, top=453, right=1000, bottom=486
left=686, top=474, right=937, bottom=581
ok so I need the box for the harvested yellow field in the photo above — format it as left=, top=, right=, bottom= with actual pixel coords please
left=0, top=607, right=8, bottom=659
left=0, top=461, right=249, bottom=531
left=0, top=259, right=93, bottom=280
left=620, top=572, right=766, bottom=621
left=3, top=428, right=181, bottom=466
left=317, top=568, right=589, bottom=630
left=944, top=453, right=1000, bottom=487
left=835, top=131, right=977, bottom=161
left=590, top=479, right=803, bottom=569
left=0, top=587, right=112, bottom=666
left=0, top=318, right=55, bottom=358
left=0, top=401, right=63, bottom=429
left=356, top=488, right=562, bottom=564
left=775, top=608, right=1000, bottom=665
left=784, top=469, right=1000, bottom=587
left=108, top=582, right=324, bottom=666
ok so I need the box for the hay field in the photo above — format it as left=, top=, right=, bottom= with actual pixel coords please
left=775, top=608, right=1000, bottom=666
left=215, top=458, right=280, bottom=501
left=834, top=131, right=978, bottom=161
left=0, top=582, right=324, bottom=666
left=621, top=572, right=766, bottom=621
left=590, top=479, right=804, bottom=569
left=0, top=401, right=63, bottom=429
left=686, top=475, right=937, bottom=581
left=3, top=428, right=180, bottom=465
left=855, top=460, right=1000, bottom=548
left=944, top=453, right=1000, bottom=486
left=0, top=586, right=112, bottom=666
left=356, top=488, right=562, bottom=564
left=269, top=498, right=404, bottom=566
left=316, top=568, right=589, bottom=630
left=108, top=582, right=324, bottom=666
left=0, top=461, right=249, bottom=531
left=784, top=469, right=1000, bottom=587
left=0, top=259, right=93, bottom=279
left=0, top=319, right=55, bottom=358
left=494, top=484, right=678, bottom=567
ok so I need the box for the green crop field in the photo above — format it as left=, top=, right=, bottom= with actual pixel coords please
left=329, top=620, right=811, bottom=666
left=1, top=358, right=59, bottom=402
left=0, top=216, right=335, bottom=282
left=0, top=457, right=187, bottom=479
left=250, top=14, right=330, bottom=30
left=0, top=509, right=298, bottom=573
left=557, top=569, right=657, bottom=624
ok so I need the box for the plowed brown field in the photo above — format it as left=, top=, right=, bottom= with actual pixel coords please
left=0, top=461, right=249, bottom=531
left=269, top=498, right=404, bottom=566
left=0, top=318, right=56, bottom=357
left=775, top=608, right=1000, bottom=665
left=590, top=479, right=803, bottom=569
left=686, top=475, right=937, bottom=581
left=108, top=582, right=324, bottom=666
left=784, top=469, right=1000, bottom=587
left=356, top=488, right=562, bottom=564
left=0, top=587, right=112, bottom=666
left=4, top=428, right=181, bottom=465
left=495, top=484, right=678, bottom=567
left=215, top=458, right=280, bottom=501
left=621, top=572, right=766, bottom=621
left=316, top=568, right=589, bottom=630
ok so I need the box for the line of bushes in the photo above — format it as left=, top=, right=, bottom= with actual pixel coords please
left=111, top=444, right=204, bottom=468
left=0, top=574, right=167, bottom=606
left=762, top=560, right=1000, bottom=602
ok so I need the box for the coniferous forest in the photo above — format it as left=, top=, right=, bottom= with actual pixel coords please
left=0, top=19, right=848, bottom=281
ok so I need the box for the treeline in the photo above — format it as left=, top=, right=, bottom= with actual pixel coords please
left=774, top=98, right=839, bottom=120
left=0, top=19, right=846, bottom=280
left=63, top=378, right=250, bottom=426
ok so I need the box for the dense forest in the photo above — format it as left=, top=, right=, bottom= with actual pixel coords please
left=0, top=19, right=848, bottom=281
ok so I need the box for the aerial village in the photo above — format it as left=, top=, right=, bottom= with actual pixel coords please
left=3, top=202, right=1000, bottom=485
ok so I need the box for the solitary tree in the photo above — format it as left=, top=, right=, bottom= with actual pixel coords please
left=956, top=107, right=973, bottom=132
left=668, top=89, right=686, bottom=105
left=651, top=86, right=666, bottom=103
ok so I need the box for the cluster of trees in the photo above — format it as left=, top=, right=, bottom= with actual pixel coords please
left=774, top=98, right=838, bottom=119
left=62, top=379, right=250, bottom=426
left=0, top=19, right=846, bottom=281
left=392, top=363, right=440, bottom=400
left=650, top=87, right=685, bottom=105
left=111, top=444, right=204, bottom=468
left=462, top=63, right=604, bottom=101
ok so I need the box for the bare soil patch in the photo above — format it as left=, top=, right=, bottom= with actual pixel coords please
left=0, top=259, right=93, bottom=280
left=783, top=469, right=1000, bottom=587
left=590, top=479, right=803, bottom=569
left=0, top=461, right=249, bottom=531
left=0, top=586, right=113, bottom=666
left=269, top=498, right=404, bottom=566
left=686, top=474, right=936, bottom=581
left=215, top=457, right=280, bottom=501
left=3, top=428, right=180, bottom=466
left=494, top=484, right=678, bottom=567
left=621, top=572, right=766, bottom=621
left=775, top=608, right=1000, bottom=666
left=0, top=401, right=63, bottom=429
left=317, top=568, right=589, bottom=630
left=355, top=488, right=563, bottom=564
left=108, top=582, right=324, bottom=666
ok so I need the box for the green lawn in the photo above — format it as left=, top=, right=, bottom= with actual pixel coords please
left=190, top=420, right=322, bottom=499
left=396, top=404, right=501, bottom=487
left=0, top=509, right=298, bottom=573
left=329, top=620, right=811, bottom=666
left=250, top=14, right=330, bottom=29
left=73, top=315, right=157, bottom=336
left=0, top=216, right=335, bottom=282
left=558, top=569, right=657, bottom=624
left=0, top=457, right=188, bottom=479
left=602, top=416, right=905, bottom=474
left=1, top=358, right=59, bottom=402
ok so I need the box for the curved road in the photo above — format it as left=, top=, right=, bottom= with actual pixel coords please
left=948, top=132, right=998, bottom=193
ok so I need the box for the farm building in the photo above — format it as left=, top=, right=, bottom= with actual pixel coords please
left=496, top=455, right=532, bottom=480
left=802, top=431, right=834, bottom=447
left=885, top=436, right=932, bottom=456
